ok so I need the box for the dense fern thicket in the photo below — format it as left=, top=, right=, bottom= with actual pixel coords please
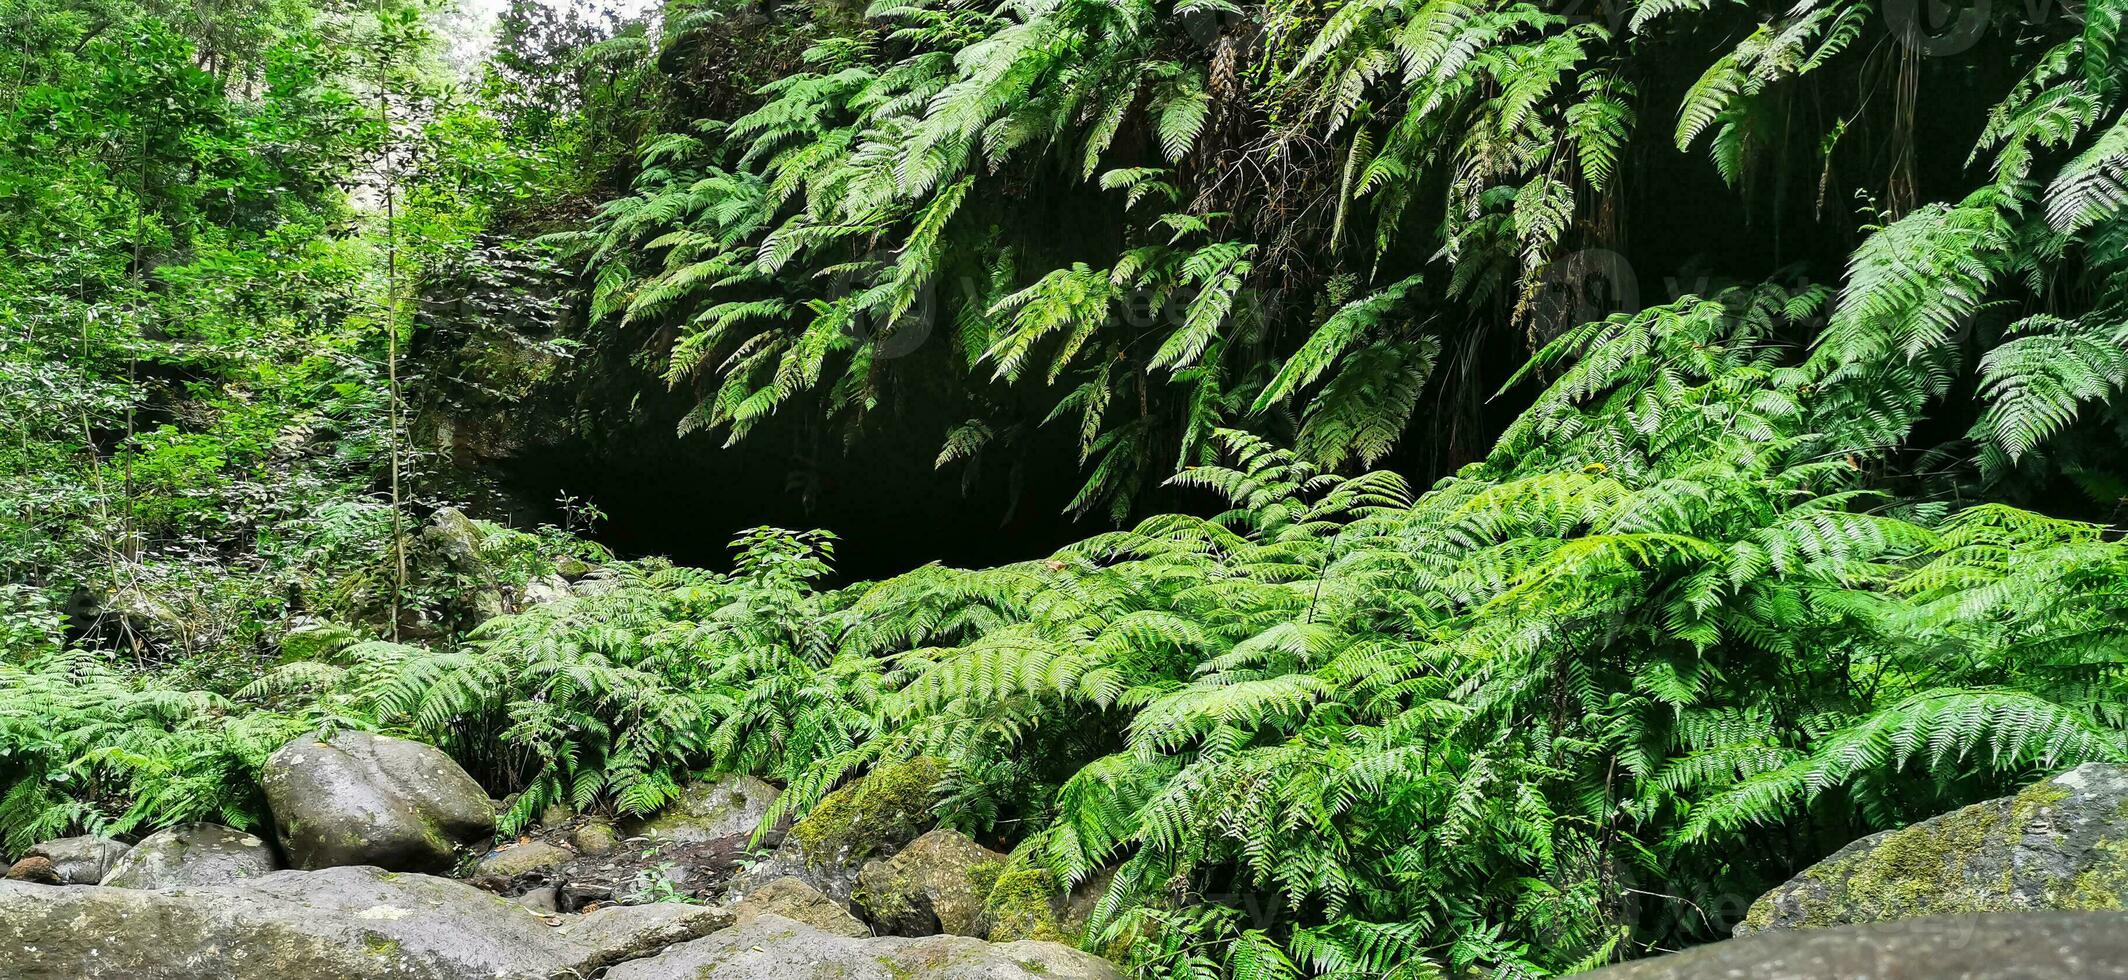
left=18, top=280, right=2128, bottom=974
left=551, top=0, right=2128, bottom=526
left=11, top=0, right=2128, bottom=978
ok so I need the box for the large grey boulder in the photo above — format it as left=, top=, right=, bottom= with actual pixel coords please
left=1739, top=763, right=2128, bottom=934
left=261, top=731, right=495, bottom=872
left=603, top=912, right=1123, bottom=980
left=100, top=823, right=279, bottom=888
left=854, top=828, right=1006, bottom=936
left=634, top=774, right=782, bottom=846
left=0, top=865, right=730, bottom=979
left=1585, top=912, right=2128, bottom=979
left=519, top=574, right=574, bottom=607
left=24, top=835, right=130, bottom=884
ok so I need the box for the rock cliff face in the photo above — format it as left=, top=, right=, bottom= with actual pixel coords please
left=1738, top=763, right=2128, bottom=935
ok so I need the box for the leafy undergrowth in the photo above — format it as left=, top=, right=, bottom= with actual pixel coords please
left=10, top=285, right=2128, bottom=977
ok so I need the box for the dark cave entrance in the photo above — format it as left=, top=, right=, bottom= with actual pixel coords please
left=503, top=426, right=1109, bottom=582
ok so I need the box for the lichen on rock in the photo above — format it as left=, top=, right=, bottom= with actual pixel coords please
left=788, top=757, right=944, bottom=865
left=853, top=828, right=1006, bottom=937
left=736, top=757, right=946, bottom=904
left=99, top=822, right=281, bottom=888
left=1738, top=762, right=2128, bottom=934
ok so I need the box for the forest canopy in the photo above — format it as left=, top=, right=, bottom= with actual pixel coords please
left=6, top=0, right=2128, bottom=976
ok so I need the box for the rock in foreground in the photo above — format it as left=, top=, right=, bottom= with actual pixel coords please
left=25, top=835, right=130, bottom=884
left=729, top=875, right=870, bottom=937
left=262, top=730, right=496, bottom=872
left=1585, top=912, right=2128, bottom=978
left=736, top=757, right=942, bottom=903
left=604, top=912, right=1121, bottom=980
left=1740, top=763, right=2128, bottom=934
left=0, top=865, right=729, bottom=979
left=633, top=774, right=781, bottom=846
left=854, top=827, right=1005, bottom=936
left=99, top=823, right=279, bottom=888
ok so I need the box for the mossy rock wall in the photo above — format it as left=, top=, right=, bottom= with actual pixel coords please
left=1738, top=762, right=2128, bottom=934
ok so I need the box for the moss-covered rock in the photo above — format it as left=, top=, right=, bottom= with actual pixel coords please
left=571, top=819, right=620, bottom=855
left=472, top=841, right=573, bottom=879
left=731, top=875, right=871, bottom=937
left=737, top=757, right=945, bottom=903
left=420, top=507, right=509, bottom=624
left=1593, top=911, right=2128, bottom=979
left=1739, top=763, right=2128, bottom=934
left=787, top=757, right=944, bottom=864
left=853, top=828, right=1006, bottom=937
left=983, top=866, right=1069, bottom=943
left=982, top=864, right=1114, bottom=944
